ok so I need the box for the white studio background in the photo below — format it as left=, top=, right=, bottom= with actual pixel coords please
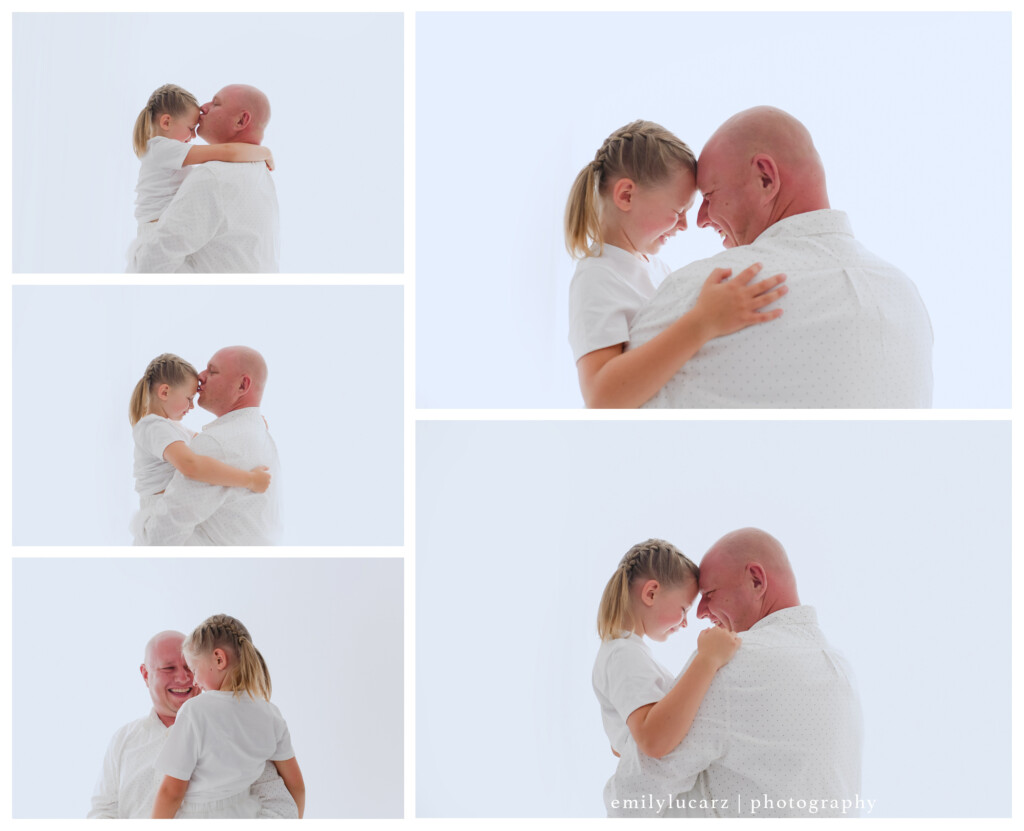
left=416, top=12, right=1010, bottom=409
left=12, top=13, right=403, bottom=274
left=416, top=420, right=1010, bottom=817
left=11, top=557, right=403, bottom=819
left=12, top=285, right=403, bottom=546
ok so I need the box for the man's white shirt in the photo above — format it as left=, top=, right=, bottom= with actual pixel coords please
left=141, top=408, right=281, bottom=546
left=613, top=606, right=863, bottom=818
left=130, top=160, right=280, bottom=273
left=628, top=210, right=933, bottom=408
left=87, top=709, right=297, bottom=818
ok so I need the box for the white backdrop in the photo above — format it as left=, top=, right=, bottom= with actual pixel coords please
left=12, top=13, right=403, bottom=274
left=12, top=557, right=403, bottom=818
left=417, top=420, right=1010, bottom=817
left=416, top=12, right=1010, bottom=408
left=12, top=286, right=403, bottom=546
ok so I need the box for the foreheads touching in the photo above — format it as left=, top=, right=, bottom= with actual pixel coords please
left=696, top=527, right=799, bottom=633
left=597, top=538, right=700, bottom=642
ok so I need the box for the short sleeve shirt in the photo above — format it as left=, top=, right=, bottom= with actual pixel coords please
left=569, top=245, right=670, bottom=361
left=134, top=137, right=192, bottom=222
left=592, top=635, right=675, bottom=755
left=132, top=415, right=193, bottom=495
left=154, top=691, right=294, bottom=804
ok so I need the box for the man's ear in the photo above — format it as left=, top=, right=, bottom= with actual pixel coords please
left=140, top=663, right=149, bottom=685
left=236, top=110, right=252, bottom=131
left=237, top=374, right=252, bottom=395
left=611, top=178, right=638, bottom=212
left=752, top=154, right=780, bottom=202
left=747, top=563, right=768, bottom=596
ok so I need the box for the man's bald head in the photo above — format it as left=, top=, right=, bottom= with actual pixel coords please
left=197, top=85, right=271, bottom=146
left=144, top=630, right=186, bottom=667
left=226, top=84, right=271, bottom=137
left=696, top=527, right=800, bottom=632
left=696, top=106, right=829, bottom=248
left=221, top=345, right=268, bottom=394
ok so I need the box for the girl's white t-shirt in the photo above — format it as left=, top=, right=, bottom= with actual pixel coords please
left=568, top=245, right=671, bottom=362
left=134, top=136, right=192, bottom=222
left=593, top=634, right=685, bottom=817
left=154, top=690, right=295, bottom=804
left=592, top=634, right=675, bottom=754
left=132, top=414, right=193, bottom=495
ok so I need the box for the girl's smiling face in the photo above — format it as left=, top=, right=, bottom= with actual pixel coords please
left=626, top=166, right=697, bottom=258
left=637, top=577, right=699, bottom=642
left=185, top=648, right=227, bottom=692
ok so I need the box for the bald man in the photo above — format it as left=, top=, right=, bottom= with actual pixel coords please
left=611, top=529, right=865, bottom=817
left=140, top=346, right=281, bottom=545
left=628, top=106, right=933, bottom=407
left=88, top=631, right=296, bottom=817
left=130, top=84, right=280, bottom=273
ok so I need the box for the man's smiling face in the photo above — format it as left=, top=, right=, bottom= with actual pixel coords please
left=140, top=632, right=198, bottom=726
left=695, top=138, right=763, bottom=249
left=696, top=552, right=759, bottom=633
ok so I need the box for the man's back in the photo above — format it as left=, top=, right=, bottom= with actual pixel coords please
left=662, top=606, right=863, bottom=817
left=142, top=408, right=281, bottom=546
left=628, top=210, right=933, bottom=407
left=131, top=161, right=279, bottom=273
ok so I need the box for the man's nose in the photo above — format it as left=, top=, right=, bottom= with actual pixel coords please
left=696, top=597, right=709, bottom=619
left=199, top=103, right=210, bottom=116
left=696, top=199, right=710, bottom=228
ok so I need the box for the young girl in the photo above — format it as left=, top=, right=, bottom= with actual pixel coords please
left=152, top=614, right=305, bottom=818
left=593, top=538, right=741, bottom=817
left=565, top=120, right=788, bottom=408
left=127, top=84, right=274, bottom=266
left=129, top=353, right=270, bottom=544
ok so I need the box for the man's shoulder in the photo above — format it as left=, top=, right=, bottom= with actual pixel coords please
left=192, top=410, right=273, bottom=463
left=202, top=409, right=267, bottom=436
left=653, top=249, right=753, bottom=297
left=176, top=160, right=267, bottom=188
left=107, top=712, right=162, bottom=747
left=199, top=160, right=272, bottom=182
